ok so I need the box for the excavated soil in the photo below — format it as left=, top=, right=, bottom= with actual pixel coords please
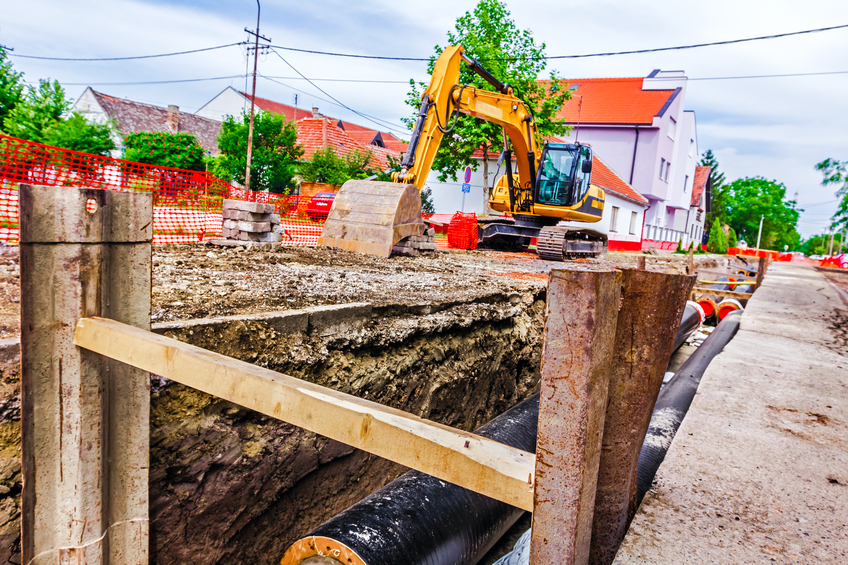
left=0, top=243, right=725, bottom=564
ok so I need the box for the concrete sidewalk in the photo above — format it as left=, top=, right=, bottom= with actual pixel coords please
left=614, top=262, right=848, bottom=564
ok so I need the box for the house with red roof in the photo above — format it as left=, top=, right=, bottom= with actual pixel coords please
left=552, top=70, right=701, bottom=249
left=73, top=87, right=223, bottom=157
left=686, top=165, right=712, bottom=246
left=196, top=87, right=407, bottom=174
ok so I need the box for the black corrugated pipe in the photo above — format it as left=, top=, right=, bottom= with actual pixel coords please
left=673, top=301, right=704, bottom=352
left=636, top=310, right=742, bottom=504
left=281, top=394, right=540, bottom=565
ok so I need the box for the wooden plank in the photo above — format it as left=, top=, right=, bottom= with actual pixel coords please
left=695, top=269, right=756, bottom=280
left=690, top=287, right=753, bottom=300
left=756, top=256, right=767, bottom=288
left=74, top=317, right=536, bottom=511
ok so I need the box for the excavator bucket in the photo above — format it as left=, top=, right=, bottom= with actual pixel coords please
left=318, top=180, right=425, bottom=258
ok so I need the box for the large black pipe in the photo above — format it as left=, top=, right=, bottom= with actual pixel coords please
left=673, top=302, right=703, bottom=352
left=282, top=394, right=540, bottom=565
left=636, top=310, right=742, bottom=503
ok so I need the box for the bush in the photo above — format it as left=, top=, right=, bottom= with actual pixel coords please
left=124, top=131, right=205, bottom=171
left=727, top=227, right=738, bottom=248
left=707, top=221, right=728, bottom=254
left=300, top=146, right=376, bottom=186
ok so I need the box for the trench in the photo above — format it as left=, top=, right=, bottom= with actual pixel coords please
left=0, top=288, right=547, bottom=565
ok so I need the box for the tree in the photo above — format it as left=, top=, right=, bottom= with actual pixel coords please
left=43, top=112, right=114, bottom=156
left=2, top=79, right=70, bottom=143
left=421, top=186, right=436, bottom=214
left=700, top=149, right=729, bottom=229
left=722, top=177, right=800, bottom=250
left=404, top=0, right=571, bottom=184
left=214, top=111, right=303, bottom=193
left=816, top=158, right=847, bottom=230
left=727, top=227, right=738, bottom=248
left=124, top=131, right=204, bottom=170
left=299, top=146, right=376, bottom=186
left=707, top=220, right=727, bottom=254
left=0, top=47, right=24, bottom=132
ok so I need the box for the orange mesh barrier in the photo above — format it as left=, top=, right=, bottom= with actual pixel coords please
left=447, top=212, right=479, bottom=250
left=0, top=134, right=229, bottom=244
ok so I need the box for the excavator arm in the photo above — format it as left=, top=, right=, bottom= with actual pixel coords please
left=395, top=46, right=541, bottom=195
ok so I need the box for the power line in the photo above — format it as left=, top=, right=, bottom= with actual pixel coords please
left=8, top=42, right=245, bottom=62
left=266, top=49, right=409, bottom=135
left=56, top=75, right=246, bottom=86
left=263, top=75, right=410, bottom=84
left=269, top=23, right=848, bottom=62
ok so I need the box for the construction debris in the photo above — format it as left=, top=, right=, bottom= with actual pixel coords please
left=221, top=199, right=283, bottom=243
left=391, top=228, right=438, bottom=256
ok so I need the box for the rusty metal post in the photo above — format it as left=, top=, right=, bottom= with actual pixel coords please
left=530, top=268, right=622, bottom=565
left=637, top=256, right=646, bottom=270
left=755, top=256, right=766, bottom=288
left=687, top=246, right=695, bottom=274
left=20, top=184, right=151, bottom=564
left=588, top=269, right=696, bottom=565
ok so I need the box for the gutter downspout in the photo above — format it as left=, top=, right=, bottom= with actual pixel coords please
left=629, top=126, right=640, bottom=185
left=640, top=205, right=650, bottom=249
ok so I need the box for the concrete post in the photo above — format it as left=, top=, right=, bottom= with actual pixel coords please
left=588, top=269, right=696, bottom=565
left=530, top=268, right=622, bottom=565
left=20, top=184, right=152, bottom=564
left=637, top=256, right=646, bottom=271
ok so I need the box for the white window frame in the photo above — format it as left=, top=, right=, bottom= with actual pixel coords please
left=664, top=160, right=671, bottom=182
left=659, top=158, right=666, bottom=180
left=610, top=206, right=619, bottom=232
left=629, top=211, right=638, bottom=235
left=689, top=139, right=695, bottom=157
left=684, top=174, right=689, bottom=192
left=668, top=117, right=676, bottom=140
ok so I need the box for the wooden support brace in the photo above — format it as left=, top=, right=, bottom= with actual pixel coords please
left=690, top=287, right=754, bottom=300
left=756, top=256, right=767, bottom=288
left=530, top=268, right=622, bottom=565
left=73, top=317, right=536, bottom=511
left=20, top=184, right=151, bottom=565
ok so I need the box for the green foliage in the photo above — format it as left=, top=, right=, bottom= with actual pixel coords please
left=299, top=145, right=376, bottom=186
left=421, top=186, right=436, bottom=214
left=727, top=227, right=738, bottom=248
left=816, top=158, right=847, bottom=229
left=404, top=0, right=571, bottom=182
left=700, top=149, right=729, bottom=228
left=2, top=79, right=70, bottom=143
left=124, top=131, right=204, bottom=171
left=216, top=111, right=303, bottom=194
left=799, top=233, right=840, bottom=257
left=43, top=112, right=115, bottom=156
left=0, top=48, right=24, bottom=132
left=707, top=221, right=727, bottom=254
left=721, top=177, right=800, bottom=250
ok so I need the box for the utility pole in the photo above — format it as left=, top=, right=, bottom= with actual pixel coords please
left=829, top=227, right=835, bottom=256
left=244, top=0, right=270, bottom=197
left=755, top=214, right=764, bottom=249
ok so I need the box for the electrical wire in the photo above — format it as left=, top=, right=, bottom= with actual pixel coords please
left=8, top=42, right=245, bottom=61
left=268, top=23, right=848, bottom=62
left=265, top=49, right=409, bottom=135
left=57, top=75, right=246, bottom=86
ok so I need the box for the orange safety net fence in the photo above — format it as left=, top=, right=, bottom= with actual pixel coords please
left=0, top=134, right=486, bottom=251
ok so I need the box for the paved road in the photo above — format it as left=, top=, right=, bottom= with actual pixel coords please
left=615, top=262, right=848, bottom=564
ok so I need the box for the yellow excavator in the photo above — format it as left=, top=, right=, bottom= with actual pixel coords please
left=318, top=45, right=607, bottom=261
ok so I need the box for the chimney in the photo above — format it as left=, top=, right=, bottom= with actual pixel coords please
left=166, top=105, right=179, bottom=133
left=311, top=106, right=320, bottom=118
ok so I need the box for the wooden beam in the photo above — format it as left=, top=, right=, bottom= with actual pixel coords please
left=74, top=317, right=536, bottom=511
left=690, top=287, right=753, bottom=300
left=695, top=269, right=756, bottom=280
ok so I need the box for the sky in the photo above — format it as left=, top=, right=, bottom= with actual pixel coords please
left=2, top=0, right=847, bottom=238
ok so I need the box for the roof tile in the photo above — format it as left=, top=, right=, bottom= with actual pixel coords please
left=691, top=165, right=710, bottom=207
left=541, top=78, right=676, bottom=125
left=591, top=154, right=649, bottom=205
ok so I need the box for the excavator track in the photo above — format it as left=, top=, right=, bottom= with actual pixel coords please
left=537, top=226, right=608, bottom=261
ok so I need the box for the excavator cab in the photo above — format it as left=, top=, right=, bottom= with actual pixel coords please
left=535, top=143, right=593, bottom=208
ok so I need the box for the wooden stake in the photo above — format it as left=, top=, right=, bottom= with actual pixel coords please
left=637, top=256, right=646, bottom=270
left=589, top=269, right=696, bottom=565
left=530, top=268, right=622, bottom=565
left=20, top=184, right=151, bottom=564
left=756, top=256, right=767, bottom=288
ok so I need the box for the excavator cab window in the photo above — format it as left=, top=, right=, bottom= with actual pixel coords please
left=536, top=143, right=591, bottom=207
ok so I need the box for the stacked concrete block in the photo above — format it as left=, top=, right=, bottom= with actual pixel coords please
left=392, top=227, right=438, bottom=256
left=222, top=199, right=283, bottom=243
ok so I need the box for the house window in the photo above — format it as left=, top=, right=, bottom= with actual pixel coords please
left=659, top=159, right=666, bottom=180
left=664, top=160, right=671, bottom=182
left=689, top=139, right=695, bottom=157
left=610, top=206, right=619, bottom=232
left=629, top=211, right=638, bottom=235
left=684, top=174, right=689, bottom=192
left=668, top=117, right=676, bottom=139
